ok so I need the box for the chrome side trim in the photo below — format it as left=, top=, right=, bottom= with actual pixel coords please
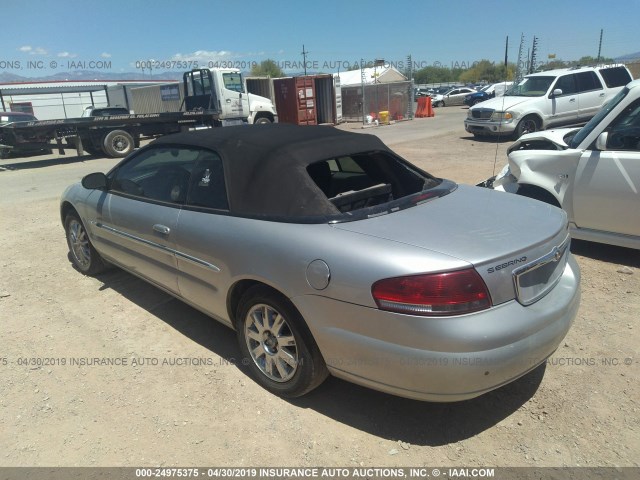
left=174, top=250, right=221, bottom=272
left=512, top=235, right=571, bottom=306
left=93, top=221, right=221, bottom=273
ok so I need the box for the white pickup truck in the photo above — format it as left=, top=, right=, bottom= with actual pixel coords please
left=490, top=79, right=640, bottom=249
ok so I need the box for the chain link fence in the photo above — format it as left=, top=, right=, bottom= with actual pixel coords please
left=341, top=81, right=413, bottom=122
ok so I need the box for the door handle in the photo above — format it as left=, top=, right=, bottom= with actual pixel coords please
left=569, top=98, right=576, bottom=102
left=153, top=224, right=170, bottom=235
left=226, top=99, right=232, bottom=103
left=599, top=93, right=605, bottom=97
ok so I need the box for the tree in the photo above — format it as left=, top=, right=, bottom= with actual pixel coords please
left=250, top=59, right=284, bottom=78
left=414, top=65, right=455, bottom=84
left=535, top=55, right=616, bottom=72
left=458, top=60, right=516, bottom=83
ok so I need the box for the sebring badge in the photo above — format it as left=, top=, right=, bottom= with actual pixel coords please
left=487, top=256, right=528, bottom=274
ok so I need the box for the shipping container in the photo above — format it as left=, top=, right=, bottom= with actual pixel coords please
left=245, top=77, right=275, bottom=105
left=273, top=75, right=339, bottom=126
left=333, top=74, right=343, bottom=123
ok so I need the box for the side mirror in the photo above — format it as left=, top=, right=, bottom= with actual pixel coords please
left=595, top=132, right=608, bottom=151
left=81, top=172, right=108, bottom=190
left=551, top=89, right=563, bottom=97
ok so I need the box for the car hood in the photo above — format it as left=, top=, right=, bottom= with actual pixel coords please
left=247, top=93, right=276, bottom=113
left=470, top=96, right=533, bottom=111
left=332, top=185, right=569, bottom=304
left=510, top=127, right=580, bottom=151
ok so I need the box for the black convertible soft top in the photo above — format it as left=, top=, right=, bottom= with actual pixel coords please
left=151, top=124, right=397, bottom=219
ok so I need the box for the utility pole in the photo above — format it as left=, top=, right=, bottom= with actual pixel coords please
left=301, top=45, right=309, bottom=76
left=597, top=29, right=603, bottom=64
left=504, top=36, right=509, bottom=68
left=406, top=54, right=413, bottom=119
left=361, top=58, right=366, bottom=125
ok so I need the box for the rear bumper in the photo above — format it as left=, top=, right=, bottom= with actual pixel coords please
left=292, top=255, right=580, bottom=402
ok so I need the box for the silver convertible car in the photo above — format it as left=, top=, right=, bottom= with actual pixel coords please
left=61, top=125, right=580, bottom=401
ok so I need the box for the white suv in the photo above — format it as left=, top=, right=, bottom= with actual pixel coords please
left=464, top=64, right=632, bottom=139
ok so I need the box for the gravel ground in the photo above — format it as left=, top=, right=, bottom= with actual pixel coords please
left=0, top=107, right=638, bottom=468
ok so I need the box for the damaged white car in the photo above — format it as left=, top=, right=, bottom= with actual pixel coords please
left=488, top=79, right=640, bottom=250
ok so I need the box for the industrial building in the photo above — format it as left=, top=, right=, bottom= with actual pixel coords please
left=0, top=80, right=173, bottom=120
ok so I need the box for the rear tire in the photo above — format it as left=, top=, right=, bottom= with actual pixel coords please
left=83, top=144, right=103, bottom=156
left=236, top=285, right=328, bottom=398
left=102, top=130, right=134, bottom=158
left=64, top=212, right=107, bottom=275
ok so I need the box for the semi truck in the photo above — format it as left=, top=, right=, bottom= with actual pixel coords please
left=0, top=68, right=277, bottom=159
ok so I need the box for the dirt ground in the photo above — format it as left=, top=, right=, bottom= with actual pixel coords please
left=0, top=107, right=638, bottom=468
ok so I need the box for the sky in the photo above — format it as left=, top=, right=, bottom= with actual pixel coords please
left=2, top=0, right=640, bottom=78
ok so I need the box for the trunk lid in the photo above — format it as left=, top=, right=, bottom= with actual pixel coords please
left=332, top=185, right=569, bottom=305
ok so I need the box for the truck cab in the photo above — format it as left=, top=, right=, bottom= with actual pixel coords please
left=184, top=68, right=277, bottom=125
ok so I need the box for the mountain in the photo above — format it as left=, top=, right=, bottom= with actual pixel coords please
left=616, top=52, right=640, bottom=62
left=0, top=70, right=183, bottom=84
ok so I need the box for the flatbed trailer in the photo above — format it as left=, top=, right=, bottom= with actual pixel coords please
left=0, top=110, right=241, bottom=159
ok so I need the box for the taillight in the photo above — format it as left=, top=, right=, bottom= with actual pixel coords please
left=372, top=269, right=492, bottom=316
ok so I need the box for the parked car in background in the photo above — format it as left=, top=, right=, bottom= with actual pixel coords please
left=61, top=124, right=579, bottom=402
left=81, top=106, right=130, bottom=117
left=413, top=88, right=431, bottom=101
left=429, top=86, right=455, bottom=98
left=432, top=87, right=477, bottom=107
left=0, top=111, right=37, bottom=124
left=464, top=82, right=514, bottom=106
left=0, top=111, right=50, bottom=159
left=465, top=64, right=633, bottom=139
left=489, top=79, right=640, bottom=249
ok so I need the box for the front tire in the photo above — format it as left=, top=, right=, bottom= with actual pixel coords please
left=515, top=115, right=540, bottom=138
left=516, top=185, right=561, bottom=208
left=236, top=286, right=328, bottom=397
left=65, top=212, right=107, bottom=275
left=254, top=116, right=272, bottom=125
left=434, top=100, right=444, bottom=107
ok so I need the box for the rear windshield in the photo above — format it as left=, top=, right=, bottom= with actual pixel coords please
left=599, top=66, right=632, bottom=88
left=307, top=151, right=447, bottom=220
